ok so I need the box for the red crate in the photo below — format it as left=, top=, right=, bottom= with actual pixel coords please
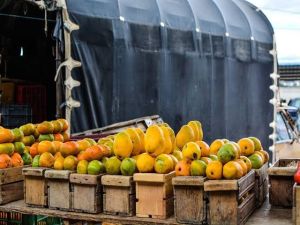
left=16, top=85, right=47, bottom=123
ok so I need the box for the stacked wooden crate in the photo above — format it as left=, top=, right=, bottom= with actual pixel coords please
left=204, top=170, right=256, bottom=225
left=0, top=166, right=25, bottom=205
left=268, top=158, right=299, bottom=208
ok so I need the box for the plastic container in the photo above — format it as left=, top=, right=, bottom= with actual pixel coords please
left=0, top=104, right=32, bottom=128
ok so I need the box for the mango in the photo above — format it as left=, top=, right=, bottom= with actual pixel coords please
left=210, top=139, right=224, bottom=155
left=11, top=128, right=24, bottom=142
left=172, top=149, right=183, bottom=161
left=14, top=142, right=25, bottom=154
left=175, top=160, right=191, bottom=176
left=54, top=156, right=65, bottom=170
left=136, top=153, right=155, bottom=173
left=187, top=121, right=200, bottom=141
left=19, top=123, right=35, bottom=136
left=217, top=143, right=237, bottom=164
left=238, top=138, right=255, bottom=156
left=145, top=125, right=165, bottom=157
left=63, top=155, right=78, bottom=170
left=248, top=137, right=262, bottom=151
left=88, top=160, right=105, bottom=175
left=190, top=160, right=207, bottom=176
left=32, top=155, right=40, bottom=167
left=113, top=132, right=133, bottom=158
left=77, top=160, right=88, bottom=174
left=0, top=143, right=14, bottom=156
left=200, top=157, right=212, bottom=165
left=39, top=152, right=55, bottom=168
left=84, top=138, right=97, bottom=146
left=154, top=154, right=174, bottom=174
left=120, top=158, right=136, bottom=176
left=135, top=128, right=145, bottom=153
left=240, top=156, right=252, bottom=172
left=223, top=161, right=243, bottom=179
left=125, top=128, right=142, bottom=156
left=182, top=142, right=201, bottom=161
left=206, top=161, right=222, bottom=180
left=22, top=152, right=32, bottom=165
left=160, top=126, right=173, bottom=154
left=22, top=135, right=35, bottom=146
left=38, top=134, right=54, bottom=142
left=105, top=156, right=121, bottom=175
left=175, top=125, right=194, bottom=149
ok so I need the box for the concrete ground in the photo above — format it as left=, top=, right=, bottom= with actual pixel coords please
left=246, top=200, right=293, bottom=225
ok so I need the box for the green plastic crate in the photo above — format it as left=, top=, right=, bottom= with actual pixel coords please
left=0, top=212, right=63, bottom=225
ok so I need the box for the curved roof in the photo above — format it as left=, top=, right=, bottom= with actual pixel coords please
left=66, top=0, right=274, bottom=43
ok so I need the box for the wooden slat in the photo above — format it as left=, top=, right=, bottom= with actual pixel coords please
left=0, top=200, right=179, bottom=225
left=0, top=166, right=25, bottom=185
left=24, top=176, right=47, bottom=206
left=208, top=191, right=238, bottom=225
left=204, top=170, right=255, bottom=192
left=70, top=174, right=102, bottom=185
left=22, top=167, right=48, bottom=177
left=72, top=115, right=162, bottom=136
left=0, top=181, right=24, bottom=204
left=134, top=172, right=175, bottom=183
left=254, top=163, right=268, bottom=185
left=238, top=170, right=255, bottom=198
left=268, top=158, right=300, bottom=176
left=48, top=179, right=72, bottom=210
left=172, top=176, right=206, bottom=186
left=102, top=175, right=133, bottom=187
left=73, top=184, right=101, bottom=213
left=268, top=167, right=297, bottom=176
left=173, top=185, right=205, bottom=223
left=238, top=192, right=256, bottom=224
left=103, top=188, right=134, bottom=215
left=45, top=170, right=73, bottom=180
left=204, top=180, right=238, bottom=191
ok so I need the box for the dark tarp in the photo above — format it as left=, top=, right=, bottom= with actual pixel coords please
left=60, top=0, right=274, bottom=149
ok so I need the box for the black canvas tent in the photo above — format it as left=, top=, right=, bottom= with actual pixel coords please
left=58, top=0, right=274, bottom=149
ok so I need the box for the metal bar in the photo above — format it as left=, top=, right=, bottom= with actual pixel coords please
left=0, top=13, right=56, bottom=22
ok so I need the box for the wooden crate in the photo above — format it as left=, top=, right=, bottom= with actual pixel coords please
left=204, top=170, right=256, bottom=225
left=293, top=183, right=300, bottom=225
left=45, top=170, right=73, bottom=211
left=70, top=173, right=102, bottom=214
left=172, top=176, right=207, bottom=224
left=268, top=158, right=299, bottom=208
left=254, top=163, right=268, bottom=208
left=102, top=175, right=135, bottom=216
left=0, top=166, right=24, bottom=205
left=23, top=167, right=49, bottom=207
left=134, top=172, right=175, bottom=219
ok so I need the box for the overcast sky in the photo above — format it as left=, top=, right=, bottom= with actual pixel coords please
left=247, top=0, right=300, bottom=65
